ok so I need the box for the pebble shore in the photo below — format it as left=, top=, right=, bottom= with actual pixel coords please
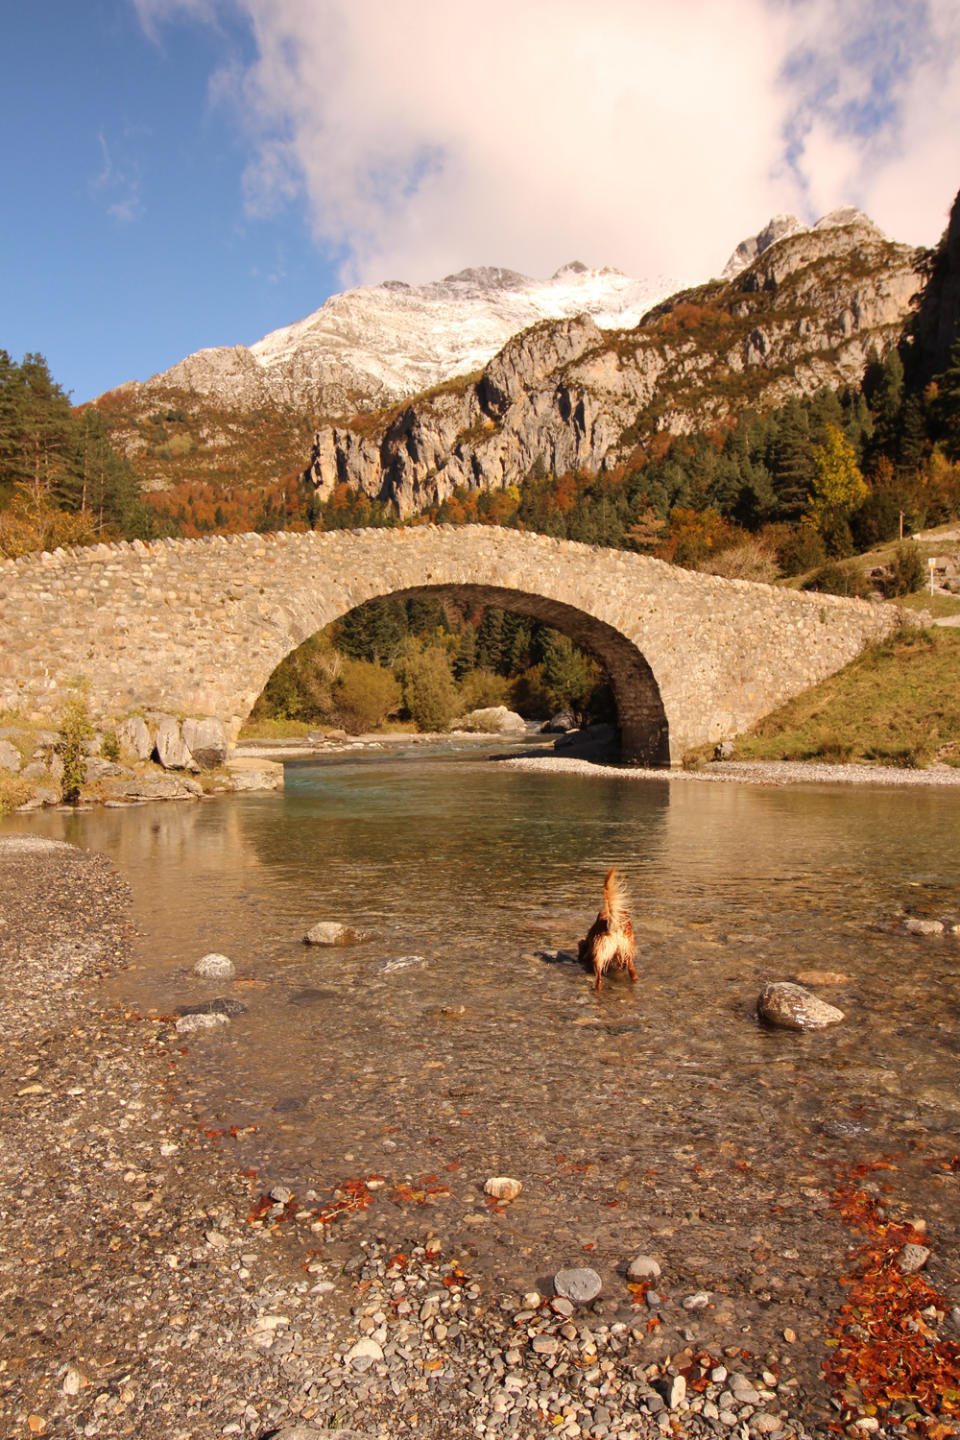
left=500, top=756, right=960, bottom=788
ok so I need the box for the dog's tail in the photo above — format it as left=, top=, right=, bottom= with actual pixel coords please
left=601, top=867, right=628, bottom=925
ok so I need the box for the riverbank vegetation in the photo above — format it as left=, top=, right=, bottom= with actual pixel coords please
left=247, top=595, right=609, bottom=735
left=696, top=626, right=960, bottom=769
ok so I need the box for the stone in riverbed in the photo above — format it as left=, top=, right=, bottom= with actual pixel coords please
left=758, top=981, right=844, bottom=1031
left=175, top=1011, right=229, bottom=1034
left=193, top=952, right=236, bottom=979
left=177, top=996, right=247, bottom=1017
left=795, top=969, right=851, bottom=986
left=627, top=1255, right=661, bottom=1281
left=304, top=921, right=369, bottom=946
left=904, top=916, right=945, bottom=936
left=484, top=1176, right=523, bottom=1201
left=554, top=1266, right=602, bottom=1304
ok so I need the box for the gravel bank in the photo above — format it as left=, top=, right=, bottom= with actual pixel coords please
left=500, top=756, right=960, bottom=788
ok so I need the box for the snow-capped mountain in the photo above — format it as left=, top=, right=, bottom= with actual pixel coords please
left=113, top=261, right=687, bottom=416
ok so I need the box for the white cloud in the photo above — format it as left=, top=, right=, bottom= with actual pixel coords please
left=136, top=0, right=960, bottom=284
left=91, top=130, right=144, bottom=224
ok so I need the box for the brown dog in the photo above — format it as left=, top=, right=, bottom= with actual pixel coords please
left=577, top=867, right=637, bottom=993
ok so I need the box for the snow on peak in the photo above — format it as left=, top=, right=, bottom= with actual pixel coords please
left=144, top=259, right=689, bottom=412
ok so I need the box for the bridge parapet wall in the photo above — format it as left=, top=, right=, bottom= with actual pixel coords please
left=0, top=526, right=899, bottom=763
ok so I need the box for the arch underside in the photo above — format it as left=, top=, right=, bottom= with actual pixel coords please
left=379, top=583, right=671, bottom=766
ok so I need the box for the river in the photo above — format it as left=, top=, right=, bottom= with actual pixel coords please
left=7, top=744, right=960, bottom=1381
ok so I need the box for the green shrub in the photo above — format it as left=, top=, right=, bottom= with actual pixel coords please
left=778, top=526, right=826, bottom=576
left=457, top=669, right=509, bottom=713
left=101, top=729, right=120, bottom=762
left=803, top=560, right=868, bottom=598
left=57, top=688, right=93, bottom=803
left=397, top=648, right=458, bottom=732
left=880, top=541, right=924, bottom=598
left=332, top=659, right=402, bottom=734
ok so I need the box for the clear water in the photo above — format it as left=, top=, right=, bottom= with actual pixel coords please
left=8, top=750, right=960, bottom=1353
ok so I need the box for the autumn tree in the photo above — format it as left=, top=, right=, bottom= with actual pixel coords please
left=808, top=424, right=868, bottom=554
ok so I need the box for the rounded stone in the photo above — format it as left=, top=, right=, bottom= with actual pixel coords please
left=554, top=1266, right=602, bottom=1304
left=757, top=981, right=844, bottom=1031
left=904, top=917, right=945, bottom=936
left=193, top=952, right=235, bottom=979
left=174, top=1011, right=229, bottom=1034
left=484, top=1176, right=523, bottom=1202
left=627, top=1255, right=661, bottom=1281
left=304, top=921, right=368, bottom=946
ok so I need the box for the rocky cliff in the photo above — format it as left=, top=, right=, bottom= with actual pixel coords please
left=304, top=215, right=923, bottom=517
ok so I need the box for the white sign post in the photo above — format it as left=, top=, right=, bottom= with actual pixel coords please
left=928, top=557, right=937, bottom=596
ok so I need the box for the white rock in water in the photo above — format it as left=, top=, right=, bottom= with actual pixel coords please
left=758, top=981, right=844, bottom=1031
left=554, top=1266, right=602, bottom=1304
left=193, top=952, right=236, bottom=979
left=175, top=1012, right=229, bottom=1034
left=456, top=705, right=526, bottom=734
left=904, top=917, right=945, bottom=936
left=484, top=1176, right=523, bottom=1201
left=627, top=1254, right=661, bottom=1281
left=304, top=921, right=368, bottom=946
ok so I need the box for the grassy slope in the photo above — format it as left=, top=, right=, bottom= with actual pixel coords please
left=714, top=626, right=960, bottom=768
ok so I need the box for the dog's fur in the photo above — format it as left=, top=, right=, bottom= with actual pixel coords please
left=577, top=867, right=636, bottom=993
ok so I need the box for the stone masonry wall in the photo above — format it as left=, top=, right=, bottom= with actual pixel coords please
left=0, top=526, right=901, bottom=764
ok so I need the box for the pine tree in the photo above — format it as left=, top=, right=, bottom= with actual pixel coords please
left=932, top=338, right=960, bottom=459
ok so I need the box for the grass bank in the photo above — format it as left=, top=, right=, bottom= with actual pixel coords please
left=700, top=626, right=960, bottom=769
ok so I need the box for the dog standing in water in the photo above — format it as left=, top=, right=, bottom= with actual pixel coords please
left=577, top=867, right=637, bottom=993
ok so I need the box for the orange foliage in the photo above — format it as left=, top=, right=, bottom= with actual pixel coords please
left=824, top=1172, right=960, bottom=1435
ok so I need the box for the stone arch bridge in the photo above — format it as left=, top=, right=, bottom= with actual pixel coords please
left=0, top=526, right=899, bottom=766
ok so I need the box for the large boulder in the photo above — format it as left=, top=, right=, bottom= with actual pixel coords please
left=0, top=739, right=21, bottom=773
left=181, top=716, right=229, bottom=770
left=457, top=705, right=526, bottom=734
left=118, top=715, right=153, bottom=761
left=758, top=981, right=844, bottom=1031
left=154, top=716, right=199, bottom=772
left=542, top=710, right=577, bottom=733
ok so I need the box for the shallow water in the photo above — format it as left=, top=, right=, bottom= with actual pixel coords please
left=8, top=750, right=960, bottom=1354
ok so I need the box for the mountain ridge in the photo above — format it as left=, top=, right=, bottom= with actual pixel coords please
left=302, top=214, right=921, bottom=517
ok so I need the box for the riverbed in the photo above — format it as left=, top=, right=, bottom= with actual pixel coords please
left=5, top=747, right=960, bottom=1434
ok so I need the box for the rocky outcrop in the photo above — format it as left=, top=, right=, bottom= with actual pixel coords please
left=305, top=216, right=922, bottom=518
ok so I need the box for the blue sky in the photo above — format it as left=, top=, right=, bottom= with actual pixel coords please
left=3, top=1, right=959, bottom=405
left=1, top=1, right=338, bottom=402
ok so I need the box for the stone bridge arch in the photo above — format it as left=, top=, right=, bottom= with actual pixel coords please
left=376, top=582, right=670, bottom=764
left=0, top=525, right=899, bottom=765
